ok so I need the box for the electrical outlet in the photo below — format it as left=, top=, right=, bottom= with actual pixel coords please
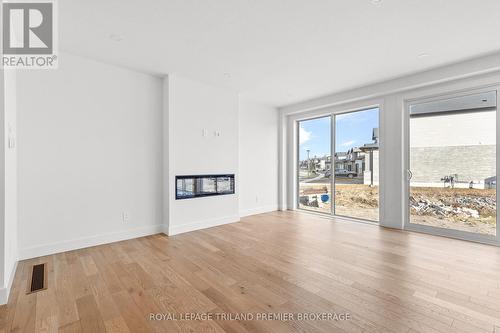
left=122, top=211, right=130, bottom=223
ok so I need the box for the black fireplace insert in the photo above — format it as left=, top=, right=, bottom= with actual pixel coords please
left=175, top=174, right=235, bottom=200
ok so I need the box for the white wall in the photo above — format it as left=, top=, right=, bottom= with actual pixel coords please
left=17, top=53, right=163, bottom=259
left=164, top=75, right=240, bottom=235
left=0, top=69, right=4, bottom=300
left=0, top=54, right=19, bottom=305
left=16, top=55, right=276, bottom=256
left=0, top=65, right=18, bottom=304
left=238, top=99, right=278, bottom=217
left=3, top=69, right=17, bottom=302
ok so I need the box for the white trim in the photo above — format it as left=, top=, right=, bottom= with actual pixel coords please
left=239, top=205, right=278, bottom=218
left=0, top=260, right=18, bottom=305
left=18, top=224, right=164, bottom=260
left=162, top=75, right=174, bottom=234
left=405, top=223, right=497, bottom=247
left=278, top=111, right=288, bottom=210
left=296, top=209, right=379, bottom=227
left=167, top=215, right=240, bottom=236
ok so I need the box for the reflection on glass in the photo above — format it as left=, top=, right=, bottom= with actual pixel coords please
left=199, top=177, right=216, bottom=194
left=176, top=178, right=194, bottom=198
left=334, top=108, right=379, bottom=221
left=409, top=106, right=496, bottom=235
left=298, top=116, right=332, bottom=214
left=217, top=176, right=233, bottom=193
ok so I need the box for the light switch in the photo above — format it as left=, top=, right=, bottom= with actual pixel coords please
left=202, top=129, right=208, bottom=137
left=122, top=211, right=130, bottom=222
left=215, top=130, right=221, bottom=137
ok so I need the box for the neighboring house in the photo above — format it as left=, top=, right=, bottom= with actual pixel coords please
left=335, top=148, right=365, bottom=174
left=360, top=128, right=379, bottom=186
left=485, top=176, right=497, bottom=189
left=410, top=109, right=495, bottom=188
left=299, top=155, right=331, bottom=173
left=334, top=152, right=348, bottom=170
left=335, top=128, right=379, bottom=186
left=318, top=155, right=332, bottom=172
left=299, top=128, right=380, bottom=185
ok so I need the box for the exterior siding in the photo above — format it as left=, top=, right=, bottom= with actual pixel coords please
left=410, top=145, right=495, bottom=186
left=410, top=110, right=495, bottom=147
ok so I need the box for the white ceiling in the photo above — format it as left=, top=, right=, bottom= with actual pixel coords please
left=60, top=0, right=500, bottom=107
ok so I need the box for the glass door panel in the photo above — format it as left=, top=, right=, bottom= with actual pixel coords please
left=334, top=108, right=380, bottom=221
left=409, top=92, right=497, bottom=236
left=297, top=116, right=332, bottom=214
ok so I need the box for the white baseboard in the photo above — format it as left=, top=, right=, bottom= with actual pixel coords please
left=168, top=215, right=240, bottom=236
left=239, top=205, right=278, bottom=218
left=19, top=224, right=165, bottom=260
left=0, top=260, right=18, bottom=305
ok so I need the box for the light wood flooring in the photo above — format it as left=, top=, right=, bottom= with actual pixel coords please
left=1, top=211, right=500, bottom=332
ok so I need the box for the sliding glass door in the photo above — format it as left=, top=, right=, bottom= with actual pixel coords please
left=334, top=108, right=379, bottom=221
left=407, top=91, right=497, bottom=240
left=297, top=116, right=332, bottom=214
left=297, top=108, right=380, bottom=222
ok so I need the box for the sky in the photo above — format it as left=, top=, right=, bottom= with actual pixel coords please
left=299, top=107, right=379, bottom=161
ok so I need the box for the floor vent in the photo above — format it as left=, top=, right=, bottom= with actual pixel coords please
left=27, top=263, right=47, bottom=293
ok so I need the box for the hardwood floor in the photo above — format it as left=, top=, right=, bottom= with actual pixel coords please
left=2, top=211, right=500, bottom=332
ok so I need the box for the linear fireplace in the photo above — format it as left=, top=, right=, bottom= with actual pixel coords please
left=175, top=174, right=235, bottom=200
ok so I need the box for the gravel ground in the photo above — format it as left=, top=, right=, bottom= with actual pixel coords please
left=298, top=184, right=496, bottom=234
left=410, top=187, right=496, bottom=235
left=298, top=184, right=379, bottom=221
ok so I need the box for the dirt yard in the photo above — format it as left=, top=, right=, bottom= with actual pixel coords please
left=410, top=187, right=496, bottom=235
left=299, top=184, right=496, bottom=234
left=298, top=184, right=379, bottom=221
